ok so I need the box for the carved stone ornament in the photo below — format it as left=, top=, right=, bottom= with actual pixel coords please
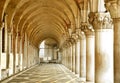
left=0, top=22, right=5, bottom=29
left=89, top=12, right=113, bottom=30
left=105, top=1, right=120, bottom=18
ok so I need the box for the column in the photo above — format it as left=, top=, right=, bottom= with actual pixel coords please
left=72, top=43, right=76, bottom=73
left=105, top=2, right=120, bottom=83
left=85, top=29, right=95, bottom=82
left=80, top=34, right=86, bottom=81
left=67, top=45, right=70, bottom=69
left=68, top=43, right=72, bottom=70
left=6, top=31, right=11, bottom=76
left=90, top=13, right=113, bottom=83
left=113, top=18, right=120, bottom=83
left=26, top=40, right=28, bottom=68
left=0, top=23, right=3, bottom=80
left=19, top=37, right=23, bottom=71
left=63, top=48, right=65, bottom=66
left=66, top=46, right=69, bottom=69
left=66, top=45, right=69, bottom=69
left=15, top=34, right=18, bottom=73
left=75, top=39, right=80, bottom=76
left=12, top=33, right=16, bottom=74
left=70, top=43, right=73, bottom=71
left=65, top=48, right=67, bottom=67
left=17, top=35, right=21, bottom=71
left=8, top=32, right=13, bottom=75
left=24, top=34, right=28, bottom=69
left=22, top=36, right=25, bottom=70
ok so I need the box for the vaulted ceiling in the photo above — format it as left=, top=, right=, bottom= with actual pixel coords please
left=0, top=0, right=108, bottom=48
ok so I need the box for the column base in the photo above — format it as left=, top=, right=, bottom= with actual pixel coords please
left=86, top=81, right=94, bottom=83
left=72, top=72, right=75, bottom=74
left=69, top=70, right=72, bottom=72
left=80, top=77, right=86, bottom=82
left=75, top=74, right=79, bottom=77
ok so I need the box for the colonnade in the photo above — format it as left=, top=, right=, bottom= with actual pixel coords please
left=62, top=12, right=114, bottom=83
left=0, top=21, right=39, bottom=80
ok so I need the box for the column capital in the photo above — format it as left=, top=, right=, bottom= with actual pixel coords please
left=105, top=1, right=120, bottom=18
left=89, top=12, right=113, bottom=30
left=80, top=22, right=94, bottom=37
left=0, top=22, right=4, bottom=30
left=84, top=29, right=94, bottom=37
left=75, top=28, right=86, bottom=40
left=7, top=28, right=11, bottom=33
left=70, top=38, right=76, bottom=44
left=71, top=33, right=79, bottom=43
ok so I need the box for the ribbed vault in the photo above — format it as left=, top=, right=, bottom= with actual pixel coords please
left=0, top=0, right=80, bottom=48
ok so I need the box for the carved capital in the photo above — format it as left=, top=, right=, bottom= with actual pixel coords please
left=70, top=38, right=76, bottom=44
left=89, top=12, right=113, bottom=30
left=84, top=29, right=94, bottom=37
left=7, top=28, right=11, bottom=33
left=105, top=1, right=120, bottom=18
left=0, top=22, right=4, bottom=29
left=80, top=22, right=94, bottom=36
left=71, top=33, right=79, bottom=42
left=0, top=22, right=2, bottom=28
left=81, top=22, right=88, bottom=30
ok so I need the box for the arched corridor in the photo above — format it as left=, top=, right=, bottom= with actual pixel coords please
left=0, top=0, right=120, bottom=83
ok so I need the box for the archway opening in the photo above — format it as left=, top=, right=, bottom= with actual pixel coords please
left=39, top=38, right=60, bottom=63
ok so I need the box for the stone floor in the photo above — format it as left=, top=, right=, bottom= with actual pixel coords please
left=3, top=63, right=82, bottom=83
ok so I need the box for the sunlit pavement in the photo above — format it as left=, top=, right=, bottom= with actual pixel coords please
left=4, top=63, right=82, bottom=83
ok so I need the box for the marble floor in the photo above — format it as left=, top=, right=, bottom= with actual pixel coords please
left=3, top=63, right=82, bottom=83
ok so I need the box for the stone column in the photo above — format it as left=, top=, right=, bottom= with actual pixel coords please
left=89, top=12, right=113, bottom=83
left=17, top=35, right=21, bottom=71
left=67, top=44, right=71, bottom=70
left=19, top=37, right=23, bottom=71
left=26, top=40, right=28, bottom=68
left=0, top=23, right=4, bottom=80
left=113, top=18, right=120, bottom=83
left=69, top=44, right=72, bottom=70
left=105, top=2, right=120, bottom=83
left=66, top=46, right=69, bottom=69
left=80, top=33, right=86, bottom=81
left=24, top=34, right=28, bottom=69
left=6, top=30, right=11, bottom=76
left=22, top=36, right=25, bottom=70
left=72, top=43, right=76, bottom=73
left=70, top=43, right=73, bottom=71
left=62, top=48, right=65, bottom=65
left=15, top=34, right=18, bottom=73
left=64, top=48, right=67, bottom=67
left=12, top=33, right=16, bottom=74
left=75, top=39, right=80, bottom=76
left=64, top=48, right=66, bottom=67
left=8, top=32, right=13, bottom=76
left=85, top=28, right=95, bottom=82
